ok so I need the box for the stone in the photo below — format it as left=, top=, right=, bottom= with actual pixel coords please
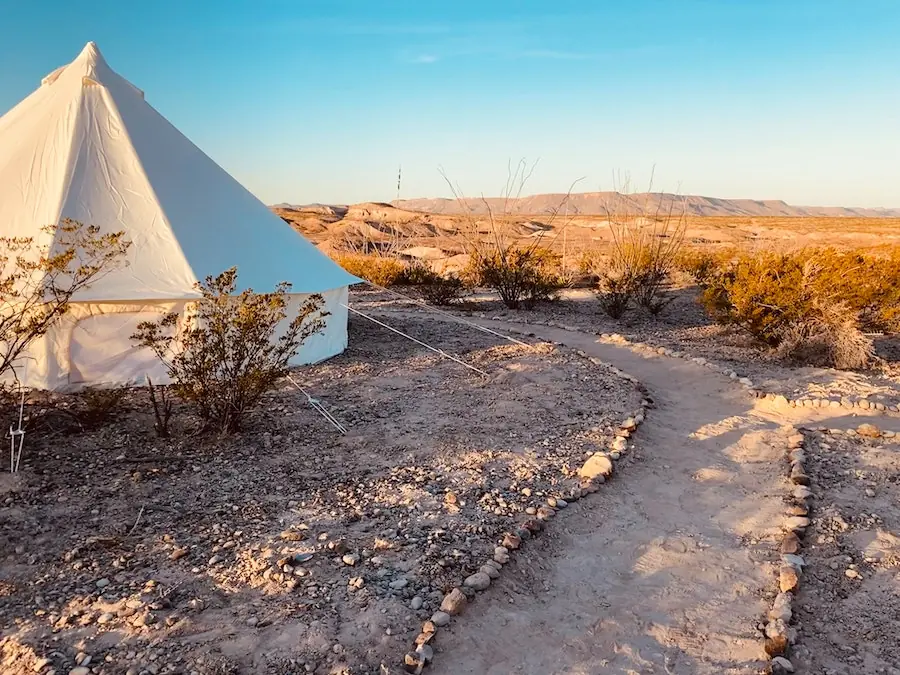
left=403, top=652, right=424, bottom=673
left=501, top=533, right=521, bottom=550
left=70, top=669, right=91, bottom=675
left=780, top=532, right=801, bottom=554
left=784, top=516, right=810, bottom=533
left=95, top=578, right=110, bottom=589
left=389, top=578, right=409, bottom=590
left=430, top=611, right=451, bottom=627
left=208, top=554, right=223, bottom=566
left=536, top=506, right=555, bottom=520
left=169, top=547, right=188, bottom=561
left=790, top=465, right=810, bottom=486
left=578, top=453, right=613, bottom=480
left=96, top=612, right=114, bottom=625
left=494, top=551, right=510, bottom=564
left=622, top=417, right=637, bottom=431
left=786, top=504, right=809, bottom=517
left=858, top=399, right=871, bottom=410
left=773, top=395, right=789, bottom=408
left=440, top=588, right=467, bottom=615
left=787, top=434, right=804, bottom=449
left=769, top=592, right=793, bottom=623
left=764, top=636, right=788, bottom=657
left=342, top=553, right=359, bottom=566
left=611, top=437, right=628, bottom=452
left=781, top=553, right=805, bottom=568
left=555, top=499, right=568, bottom=509
left=415, top=643, right=434, bottom=664
left=845, top=568, right=861, bottom=579
left=792, top=486, right=812, bottom=501
left=464, top=572, right=491, bottom=591
left=410, top=596, right=424, bottom=610
left=246, top=616, right=259, bottom=627
left=789, top=449, right=806, bottom=463
left=857, top=423, right=881, bottom=438
left=771, top=656, right=795, bottom=674
left=522, top=519, right=542, bottom=534
left=779, top=565, right=800, bottom=593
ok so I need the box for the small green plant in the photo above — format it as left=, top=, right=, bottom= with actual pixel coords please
left=132, top=267, right=327, bottom=434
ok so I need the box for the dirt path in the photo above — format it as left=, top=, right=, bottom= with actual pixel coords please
left=402, top=319, right=889, bottom=675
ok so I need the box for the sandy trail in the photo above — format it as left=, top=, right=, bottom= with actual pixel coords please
left=398, top=319, right=889, bottom=675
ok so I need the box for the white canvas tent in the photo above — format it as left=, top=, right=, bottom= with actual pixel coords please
left=0, top=42, right=359, bottom=390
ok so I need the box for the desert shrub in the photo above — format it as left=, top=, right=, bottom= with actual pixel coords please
left=597, top=274, right=633, bottom=319
left=600, top=191, right=687, bottom=316
left=775, top=301, right=874, bottom=370
left=76, top=386, right=127, bottom=429
left=334, top=253, right=409, bottom=287
left=132, top=267, right=327, bottom=434
left=466, top=245, right=564, bottom=309
left=698, top=248, right=900, bottom=368
left=419, top=272, right=469, bottom=306
left=675, top=248, right=728, bottom=286
left=0, top=219, right=129, bottom=383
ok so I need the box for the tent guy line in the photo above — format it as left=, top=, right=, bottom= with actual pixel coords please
left=342, top=304, right=489, bottom=376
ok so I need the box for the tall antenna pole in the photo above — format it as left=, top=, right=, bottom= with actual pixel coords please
left=396, top=165, right=402, bottom=202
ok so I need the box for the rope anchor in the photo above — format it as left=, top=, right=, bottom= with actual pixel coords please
left=8, top=388, right=25, bottom=473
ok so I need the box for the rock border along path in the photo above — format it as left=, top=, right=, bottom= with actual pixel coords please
left=376, top=311, right=900, bottom=675
left=398, top=342, right=653, bottom=673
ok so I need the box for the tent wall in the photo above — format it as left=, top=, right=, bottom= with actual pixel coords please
left=5, top=286, right=348, bottom=391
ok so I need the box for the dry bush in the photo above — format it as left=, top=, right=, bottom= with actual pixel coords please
left=600, top=181, right=687, bottom=316
left=0, top=219, right=129, bottom=383
left=674, top=247, right=732, bottom=286
left=597, top=274, right=633, bottom=319
left=333, top=253, right=409, bottom=286
left=132, top=267, right=327, bottom=434
left=418, top=272, right=470, bottom=306
left=146, top=377, right=174, bottom=438
left=698, top=248, right=900, bottom=368
left=465, top=245, right=564, bottom=309
left=775, top=301, right=874, bottom=370
left=76, top=386, right=127, bottom=429
left=442, top=159, right=579, bottom=309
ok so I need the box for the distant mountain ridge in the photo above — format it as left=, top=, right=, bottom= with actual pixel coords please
left=383, top=193, right=900, bottom=218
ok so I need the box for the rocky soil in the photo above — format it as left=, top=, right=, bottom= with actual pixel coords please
left=791, top=429, right=900, bottom=674
left=358, top=284, right=900, bottom=408
left=0, top=315, right=643, bottom=675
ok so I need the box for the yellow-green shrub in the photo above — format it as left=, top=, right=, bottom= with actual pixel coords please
left=334, top=254, right=431, bottom=287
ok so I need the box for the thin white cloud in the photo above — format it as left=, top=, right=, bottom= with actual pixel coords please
left=517, top=49, right=599, bottom=60
left=411, top=54, right=439, bottom=64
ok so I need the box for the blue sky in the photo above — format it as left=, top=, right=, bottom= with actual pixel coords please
left=1, top=0, right=898, bottom=207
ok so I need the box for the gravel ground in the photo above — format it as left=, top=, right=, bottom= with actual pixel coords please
left=791, top=430, right=900, bottom=674
left=356, top=283, right=900, bottom=407
left=0, top=314, right=642, bottom=675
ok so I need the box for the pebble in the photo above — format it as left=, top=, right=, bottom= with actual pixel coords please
left=845, top=568, right=861, bottom=579
left=865, top=489, right=876, bottom=498
left=463, top=572, right=491, bottom=591
left=246, top=616, right=259, bottom=627
left=95, top=578, right=110, bottom=589
left=782, top=553, right=805, bottom=568
left=70, top=669, right=91, bottom=675
left=403, top=652, right=424, bottom=673
left=769, top=592, right=793, bottom=623
left=410, top=596, right=424, bottom=610
left=792, top=486, right=812, bottom=501
left=96, top=612, right=114, bottom=625
left=342, top=553, right=359, bottom=566
left=536, top=506, right=556, bottom=520
left=208, top=554, right=223, bottom=566
left=430, top=611, right=451, bottom=627
left=787, top=434, right=804, bottom=449
left=389, top=578, right=409, bottom=590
